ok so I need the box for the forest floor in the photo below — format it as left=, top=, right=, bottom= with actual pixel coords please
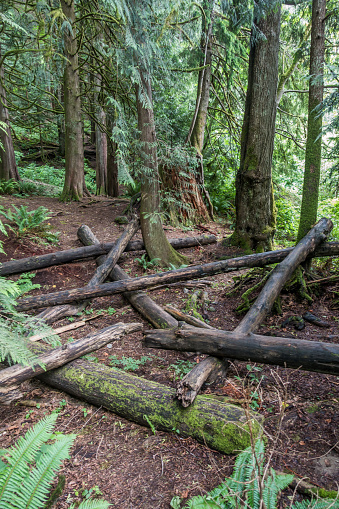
left=0, top=193, right=338, bottom=508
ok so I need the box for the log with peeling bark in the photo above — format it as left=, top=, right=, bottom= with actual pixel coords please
left=143, top=326, right=339, bottom=376
left=34, top=218, right=139, bottom=324
left=163, top=305, right=228, bottom=407
left=234, top=217, right=333, bottom=335
left=33, top=355, right=262, bottom=454
left=183, top=217, right=333, bottom=399
left=14, top=228, right=337, bottom=313
left=0, top=323, right=142, bottom=394
left=0, top=234, right=217, bottom=277
left=77, top=225, right=178, bottom=329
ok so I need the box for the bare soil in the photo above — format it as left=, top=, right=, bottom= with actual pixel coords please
left=0, top=194, right=338, bottom=508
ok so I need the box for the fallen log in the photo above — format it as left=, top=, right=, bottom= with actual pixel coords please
left=163, top=305, right=228, bottom=407
left=234, top=217, right=333, bottom=335
left=35, top=356, right=262, bottom=454
left=77, top=225, right=178, bottom=329
left=15, top=236, right=339, bottom=312
left=0, top=234, right=217, bottom=277
left=143, top=326, right=339, bottom=376
left=0, top=323, right=142, bottom=390
left=35, top=218, right=139, bottom=324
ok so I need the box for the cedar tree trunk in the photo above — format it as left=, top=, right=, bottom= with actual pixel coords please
left=297, top=0, right=326, bottom=240
left=136, top=77, right=187, bottom=267
left=107, top=114, right=119, bottom=197
left=0, top=46, right=20, bottom=182
left=95, top=76, right=107, bottom=195
left=232, top=3, right=281, bottom=252
left=60, top=0, right=87, bottom=201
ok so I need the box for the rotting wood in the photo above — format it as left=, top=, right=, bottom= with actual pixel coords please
left=163, top=305, right=228, bottom=407
left=77, top=225, right=178, bottom=329
left=0, top=323, right=142, bottom=397
left=34, top=218, right=139, bottom=324
left=234, top=217, right=333, bottom=335
left=184, top=217, right=333, bottom=398
left=14, top=232, right=338, bottom=312
left=0, top=234, right=217, bottom=277
left=28, top=314, right=103, bottom=342
left=143, top=326, right=339, bottom=376
left=32, top=354, right=262, bottom=455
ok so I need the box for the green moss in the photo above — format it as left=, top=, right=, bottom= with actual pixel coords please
left=243, top=146, right=258, bottom=173
left=312, top=488, right=339, bottom=500
left=306, top=404, right=319, bottom=414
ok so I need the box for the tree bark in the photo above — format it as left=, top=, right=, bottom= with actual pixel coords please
left=95, top=73, right=107, bottom=195
left=136, top=75, right=187, bottom=267
left=106, top=114, right=119, bottom=197
left=164, top=305, right=215, bottom=329
left=0, top=44, right=20, bottom=182
left=234, top=217, right=332, bottom=335
left=297, top=0, right=326, bottom=240
left=0, top=323, right=142, bottom=390
left=0, top=234, right=217, bottom=277
left=143, top=326, right=339, bottom=376
left=60, top=0, right=86, bottom=202
left=77, top=225, right=178, bottom=329
left=34, top=356, right=261, bottom=454
left=232, top=3, right=281, bottom=252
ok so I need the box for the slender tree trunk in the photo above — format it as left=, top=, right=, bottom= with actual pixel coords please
left=0, top=45, right=20, bottom=182
left=60, top=0, right=86, bottom=202
left=95, top=76, right=107, bottom=195
left=297, top=0, right=326, bottom=241
left=57, top=85, right=65, bottom=158
left=231, top=3, right=281, bottom=252
left=136, top=77, right=187, bottom=267
left=161, top=0, right=214, bottom=225
left=107, top=115, right=119, bottom=197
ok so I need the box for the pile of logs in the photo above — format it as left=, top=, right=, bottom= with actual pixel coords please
left=0, top=216, right=338, bottom=455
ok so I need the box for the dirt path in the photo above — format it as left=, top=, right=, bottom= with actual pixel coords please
left=0, top=194, right=338, bottom=508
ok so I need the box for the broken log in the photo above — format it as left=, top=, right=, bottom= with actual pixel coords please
left=143, top=326, right=339, bottom=376
left=35, top=356, right=262, bottom=454
left=0, top=323, right=142, bottom=390
left=15, top=231, right=338, bottom=312
left=77, top=225, right=178, bottom=329
left=0, top=234, right=217, bottom=277
left=163, top=304, right=228, bottom=407
left=35, top=218, right=139, bottom=324
left=234, top=217, right=333, bottom=335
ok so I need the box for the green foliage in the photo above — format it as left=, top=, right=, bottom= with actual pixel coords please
left=108, top=355, right=151, bottom=371
left=0, top=179, right=41, bottom=197
left=318, top=198, right=339, bottom=241
left=168, top=360, right=195, bottom=380
left=135, top=254, right=161, bottom=271
left=0, top=205, right=59, bottom=244
left=183, top=439, right=339, bottom=509
left=15, top=273, right=41, bottom=296
left=0, top=413, right=110, bottom=509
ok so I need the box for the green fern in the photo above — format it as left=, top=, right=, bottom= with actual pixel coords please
left=0, top=206, right=59, bottom=244
left=0, top=414, right=110, bottom=509
left=184, top=440, right=339, bottom=509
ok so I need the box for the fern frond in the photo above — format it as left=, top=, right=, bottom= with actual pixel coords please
left=74, top=500, right=112, bottom=509
left=15, top=434, right=76, bottom=509
left=0, top=414, right=58, bottom=507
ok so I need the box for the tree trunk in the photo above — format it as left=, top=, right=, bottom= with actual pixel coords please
left=57, top=85, right=65, bottom=158
left=95, top=74, right=107, bottom=195
left=297, top=0, right=326, bottom=241
left=0, top=233, right=217, bottom=277
left=60, top=0, right=86, bottom=202
left=0, top=323, right=141, bottom=390
left=0, top=45, right=20, bottom=182
left=106, top=115, right=119, bottom=197
left=144, top=326, right=339, bottom=376
left=136, top=76, right=187, bottom=267
left=77, top=225, right=178, bottom=329
left=231, top=3, right=281, bottom=252
left=35, top=356, right=261, bottom=455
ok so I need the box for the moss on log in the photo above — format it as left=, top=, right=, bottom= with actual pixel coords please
left=37, top=358, right=262, bottom=455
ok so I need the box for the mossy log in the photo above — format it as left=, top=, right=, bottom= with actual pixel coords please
left=0, top=323, right=142, bottom=390
left=36, top=356, right=262, bottom=454
left=234, top=217, right=333, bottom=335
left=0, top=234, right=217, bottom=277
left=35, top=218, right=140, bottom=324
left=144, top=326, right=339, bottom=376
left=77, top=225, right=178, bottom=329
